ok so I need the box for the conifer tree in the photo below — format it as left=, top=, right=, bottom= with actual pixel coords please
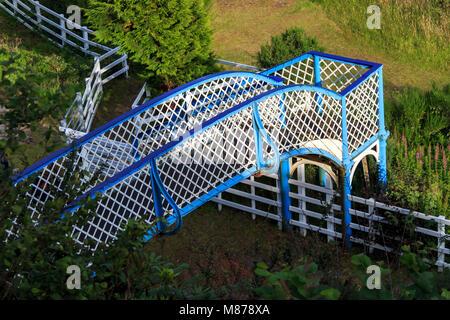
left=86, top=0, right=217, bottom=89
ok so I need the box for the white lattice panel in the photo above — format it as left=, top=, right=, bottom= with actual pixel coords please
left=272, top=57, right=315, bottom=85
left=319, top=58, right=369, bottom=93
left=258, top=90, right=343, bottom=162
left=156, top=106, right=257, bottom=211
left=71, top=163, right=155, bottom=250
left=345, top=72, right=380, bottom=153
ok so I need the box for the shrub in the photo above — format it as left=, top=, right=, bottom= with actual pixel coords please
left=256, top=27, right=325, bottom=69
left=0, top=47, right=211, bottom=299
left=85, top=0, right=219, bottom=90
left=0, top=154, right=213, bottom=300
left=254, top=252, right=450, bottom=300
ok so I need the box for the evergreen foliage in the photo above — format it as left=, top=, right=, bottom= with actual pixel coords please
left=257, top=27, right=325, bottom=68
left=85, top=0, right=218, bottom=89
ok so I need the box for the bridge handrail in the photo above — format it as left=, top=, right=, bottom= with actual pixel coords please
left=13, top=71, right=283, bottom=183
left=64, top=84, right=346, bottom=242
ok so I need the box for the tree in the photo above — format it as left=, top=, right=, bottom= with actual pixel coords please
left=257, top=27, right=325, bottom=69
left=85, top=0, right=219, bottom=90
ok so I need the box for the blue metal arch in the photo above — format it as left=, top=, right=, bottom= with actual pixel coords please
left=13, top=71, right=283, bottom=184
left=64, top=84, right=347, bottom=240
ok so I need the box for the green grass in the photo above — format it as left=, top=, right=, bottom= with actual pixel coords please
left=150, top=202, right=380, bottom=298
left=311, top=0, right=449, bottom=72
left=211, top=0, right=448, bottom=89
left=0, top=10, right=91, bottom=168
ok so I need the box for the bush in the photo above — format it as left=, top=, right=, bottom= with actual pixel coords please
left=0, top=155, right=213, bottom=300
left=254, top=251, right=450, bottom=300
left=0, top=45, right=212, bottom=299
left=85, top=0, right=219, bottom=90
left=257, top=27, right=325, bottom=69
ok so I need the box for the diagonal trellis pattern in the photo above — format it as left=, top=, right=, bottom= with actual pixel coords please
left=12, top=73, right=280, bottom=231
left=12, top=52, right=384, bottom=251
left=258, top=90, right=343, bottom=162
left=71, top=163, right=155, bottom=250
left=272, top=57, right=315, bottom=86
left=319, top=58, right=369, bottom=93
left=345, top=72, right=380, bottom=153
left=156, top=106, right=257, bottom=211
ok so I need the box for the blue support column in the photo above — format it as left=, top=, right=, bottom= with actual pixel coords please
left=319, top=168, right=327, bottom=188
left=314, top=55, right=322, bottom=87
left=341, top=97, right=353, bottom=247
left=279, top=159, right=292, bottom=231
left=253, top=103, right=264, bottom=171
left=314, top=55, right=324, bottom=114
left=315, top=54, right=326, bottom=187
left=150, top=163, right=165, bottom=232
left=343, top=164, right=353, bottom=247
left=377, top=67, right=389, bottom=187
left=150, top=158, right=182, bottom=235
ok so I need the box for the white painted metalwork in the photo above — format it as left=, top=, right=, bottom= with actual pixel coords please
left=10, top=50, right=406, bottom=262
left=11, top=73, right=281, bottom=248
left=349, top=139, right=379, bottom=183
left=213, top=170, right=450, bottom=270
left=1, top=0, right=130, bottom=133
left=345, top=72, right=380, bottom=153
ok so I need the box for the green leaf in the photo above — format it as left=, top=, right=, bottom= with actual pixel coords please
left=255, top=268, right=271, bottom=277
left=441, top=288, right=450, bottom=300
left=351, top=254, right=372, bottom=269
left=320, top=288, right=341, bottom=300
left=256, top=262, right=268, bottom=269
left=415, top=272, right=435, bottom=293
left=12, top=205, right=23, bottom=214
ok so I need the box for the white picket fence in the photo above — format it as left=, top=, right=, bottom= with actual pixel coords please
left=213, top=171, right=450, bottom=270
left=61, top=47, right=129, bottom=133
left=0, top=0, right=129, bottom=133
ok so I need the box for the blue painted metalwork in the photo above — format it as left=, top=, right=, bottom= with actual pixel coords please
left=314, top=55, right=322, bottom=87
left=307, top=51, right=382, bottom=69
left=13, top=51, right=386, bottom=248
left=59, top=85, right=347, bottom=237
left=340, top=97, right=353, bottom=247
left=63, top=84, right=344, bottom=208
left=150, top=158, right=182, bottom=235
left=377, top=67, right=389, bottom=186
left=13, top=71, right=283, bottom=184
left=252, top=101, right=280, bottom=174
left=279, top=159, right=291, bottom=230
left=314, top=55, right=326, bottom=187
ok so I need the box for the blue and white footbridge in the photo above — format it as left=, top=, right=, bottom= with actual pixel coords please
left=12, top=52, right=389, bottom=250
